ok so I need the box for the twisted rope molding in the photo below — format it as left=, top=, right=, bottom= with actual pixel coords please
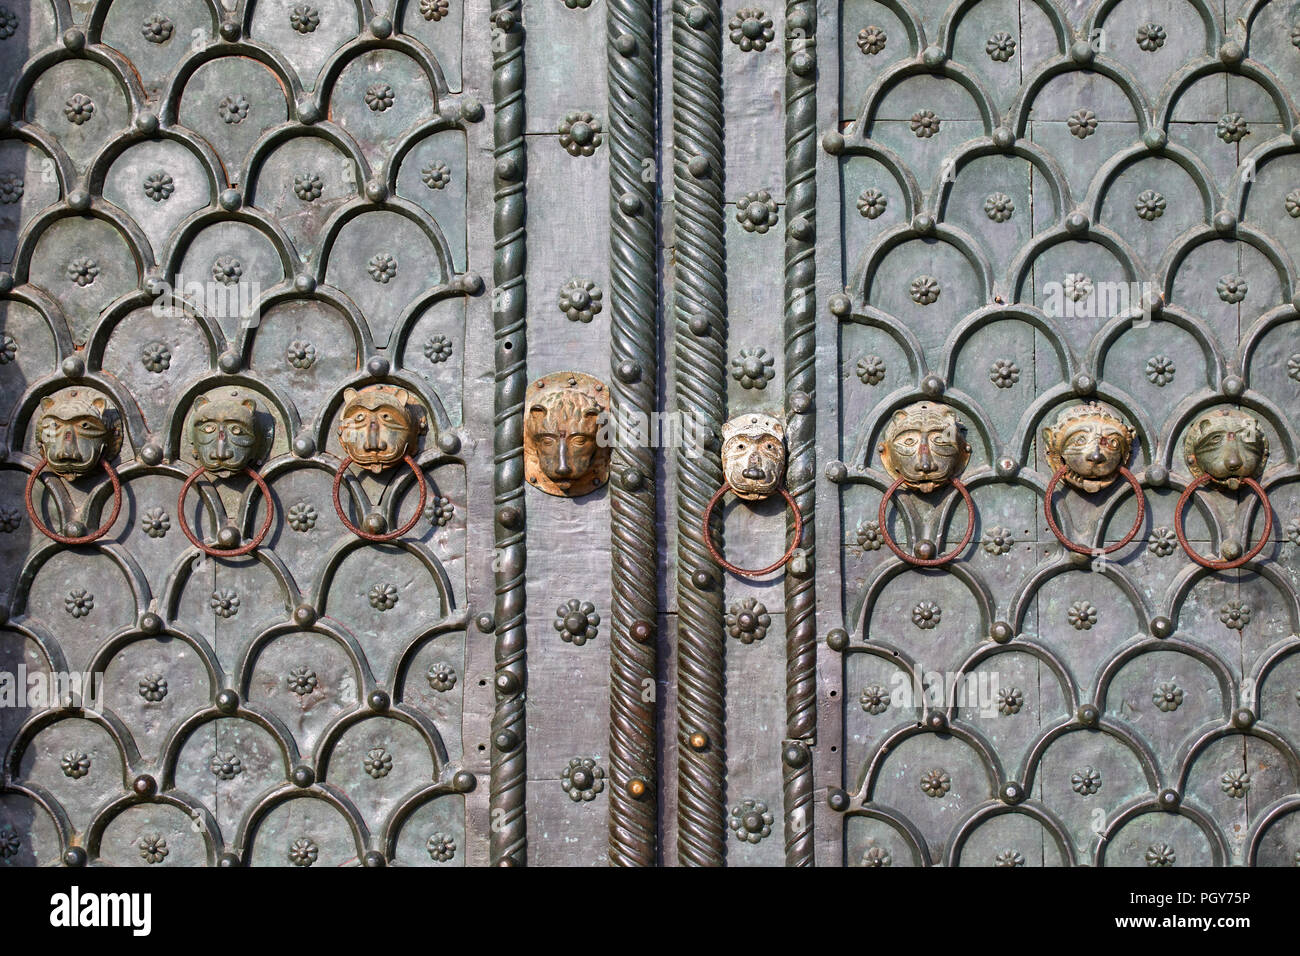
left=672, top=0, right=728, bottom=867
left=606, top=0, right=660, bottom=866
left=782, top=0, right=817, bottom=868
left=489, top=0, right=528, bottom=867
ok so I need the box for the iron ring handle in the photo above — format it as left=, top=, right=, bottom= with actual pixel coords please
left=25, top=459, right=122, bottom=546
left=1044, top=465, right=1146, bottom=556
left=331, top=454, right=428, bottom=543
left=1174, top=473, right=1273, bottom=571
left=877, top=476, right=975, bottom=567
left=177, top=465, right=275, bottom=558
left=701, top=483, right=803, bottom=578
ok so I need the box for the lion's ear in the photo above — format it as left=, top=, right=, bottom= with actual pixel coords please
left=393, top=388, right=410, bottom=407
left=1041, top=427, right=1053, bottom=451
left=193, top=395, right=210, bottom=410
left=342, top=388, right=358, bottom=405
left=40, top=396, right=54, bottom=412
left=91, top=397, right=107, bottom=413
left=241, top=398, right=256, bottom=413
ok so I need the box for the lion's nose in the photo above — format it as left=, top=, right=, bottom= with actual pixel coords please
left=1224, top=439, right=1243, bottom=472
left=917, top=440, right=935, bottom=472
left=1086, top=445, right=1107, bottom=464
left=553, top=442, right=573, bottom=478
left=213, top=430, right=232, bottom=461
left=363, top=420, right=386, bottom=452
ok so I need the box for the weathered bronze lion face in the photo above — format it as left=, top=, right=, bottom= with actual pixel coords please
left=37, top=391, right=113, bottom=479
left=878, top=401, right=970, bottom=493
left=524, top=373, right=610, bottom=497
left=337, top=385, right=420, bottom=474
left=1185, top=409, right=1268, bottom=489
left=721, top=414, right=786, bottom=500
left=1043, top=403, right=1137, bottom=493
left=188, top=392, right=260, bottom=477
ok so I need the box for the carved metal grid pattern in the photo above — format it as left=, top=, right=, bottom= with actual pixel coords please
left=824, top=0, right=1300, bottom=866
left=0, top=0, right=484, bottom=867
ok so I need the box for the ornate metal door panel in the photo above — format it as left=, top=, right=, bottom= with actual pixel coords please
left=2, top=0, right=1299, bottom=870
left=818, top=0, right=1300, bottom=867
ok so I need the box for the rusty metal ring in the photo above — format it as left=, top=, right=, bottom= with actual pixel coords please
left=877, top=477, right=975, bottom=567
left=177, top=466, right=274, bottom=558
left=332, top=454, right=428, bottom=543
left=701, top=484, right=803, bottom=578
left=25, top=459, right=122, bottom=546
left=1174, top=474, right=1273, bottom=571
left=1044, top=466, right=1146, bottom=556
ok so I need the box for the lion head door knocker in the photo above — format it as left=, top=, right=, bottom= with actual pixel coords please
left=25, top=391, right=124, bottom=545
left=523, top=372, right=610, bottom=497
left=176, top=391, right=275, bottom=557
left=1174, top=409, right=1273, bottom=570
left=701, top=413, right=803, bottom=578
left=331, top=385, right=428, bottom=542
left=1042, top=403, right=1145, bottom=556
left=876, top=401, right=975, bottom=566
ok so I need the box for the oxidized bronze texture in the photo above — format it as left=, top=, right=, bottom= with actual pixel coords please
left=187, top=391, right=263, bottom=477
left=524, top=372, right=610, bottom=497
left=35, top=390, right=119, bottom=479
left=1184, top=409, right=1269, bottom=489
left=1043, top=402, right=1137, bottom=493
left=337, top=385, right=423, bottom=473
left=720, top=413, right=786, bottom=500
left=878, top=401, right=970, bottom=493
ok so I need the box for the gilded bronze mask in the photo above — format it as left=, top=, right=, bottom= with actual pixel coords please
left=524, top=372, right=609, bottom=497
left=1184, top=409, right=1268, bottom=490
left=337, top=385, right=421, bottom=473
left=721, top=413, right=786, bottom=500
left=878, top=401, right=970, bottom=493
left=36, top=391, right=119, bottom=479
left=188, top=392, right=261, bottom=477
left=1043, top=403, right=1137, bottom=493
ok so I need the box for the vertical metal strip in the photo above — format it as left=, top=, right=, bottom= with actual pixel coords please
left=781, top=0, right=817, bottom=868
left=672, top=0, right=727, bottom=867
left=490, top=0, right=527, bottom=867
left=606, top=0, right=659, bottom=866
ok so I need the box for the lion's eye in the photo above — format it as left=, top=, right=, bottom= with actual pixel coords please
left=571, top=435, right=589, bottom=446
left=735, top=443, right=746, bottom=452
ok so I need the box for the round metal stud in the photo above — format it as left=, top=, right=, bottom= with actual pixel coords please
left=497, top=505, right=522, bottom=529
left=215, top=526, right=241, bottom=549
left=783, top=741, right=809, bottom=768
left=216, top=689, right=239, bottom=713
left=995, top=457, right=1018, bottom=478
left=621, top=467, right=644, bottom=491
left=63, top=520, right=88, bottom=538
left=687, top=155, right=710, bottom=178
left=1232, top=707, right=1255, bottom=729
left=920, top=374, right=945, bottom=396
left=294, top=273, right=316, bottom=294
left=826, top=628, right=849, bottom=652
left=1070, top=39, right=1094, bottom=63
left=1150, top=616, right=1173, bottom=638
left=293, top=604, right=316, bottom=627
left=139, top=612, right=163, bottom=635
left=616, top=360, right=641, bottom=383
left=219, top=20, right=241, bottom=41
left=366, top=356, right=390, bottom=377
left=1143, top=128, right=1167, bottom=151
left=67, top=189, right=91, bottom=212
left=926, top=712, right=948, bottom=732
left=630, top=620, right=653, bottom=643
left=299, top=101, right=321, bottom=124
left=495, top=729, right=520, bottom=752
left=1219, top=40, right=1244, bottom=65
left=363, top=850, right=386, bottom=868
left=460, top=99, right=485, bottom=122
left=140, top=442, right=164, bottom=466
left=914, top=539, right=937, bottom=561
left=614, top=33, right=637, bottom=56
left=453, top=770, right=477, bottom=793
left=476, top=613, right=496, bottom=633
left=912, top=213, right=935, bottom=235
left=827, top=293, right=852, bottom=316
left=218, top=351, right=241, bottom=373
left=1065, top=211, right=1089, bottom=234
left=1001, top=781, right=1024, bottom=804
left=219, top=852, right=241, bottom=867
left=1214, top=211, right=1236, bottom=234
left=788, top=215, right=813, bottom=240
left=219, top=188, right=242, bottom=211
left=922, top=45, right=946, bottom=68
left=688, top=314, right=711, bottom=336
left=133, top=774, right=157, bottom=797
left=61, top=355, right=85, bottom=378
left=990, top=621, right=1014, bottom=643
left=368, top=689, right=390, bottom=712
left=135, top=112, right=159, bottom=135
left=821, top=131, right=845, bottom=155
left=495, top=671, right=520, bottom=695
left=370, top=15, right=393, bottom=37
left=292, top=765, right=315, bottom=787
left=1145, top=464, right=1168, bottom=487
left=365, top=180, right=388, bottom=203
left=687, top=732, right=708, bottom=751
left=1158, top=788, right=1180, bottom=810
left=619, top=192, right=643, bottom=215
left=690, top=568, right=713, bottom=590
left=1222, top=374, right=1245, bottom=397
left=1077, top=703, right=1100, bottom=726
left=63, top=847, right=88, bottom=867
left=292, top=435, right=315, bottom=459
left=362, top=513, right=387, bottom=536
left=827, top=788, right=850, bottom=812
left=438, top=431, right=462, bottom=455
left=1071, top=372, right=1096, bottom=396
left=627, top=778, right=648, bottom=798
left=1220, top=539, right=1244, bottom=562
left=63, top=28, right=85, bottom=50
left=992, top=126, right=1015, bottom=150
